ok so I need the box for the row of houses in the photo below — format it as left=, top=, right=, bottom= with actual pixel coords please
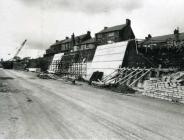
left=44, top=19, right=135, bottom=57
left=137, top=29, right=184, bottom=68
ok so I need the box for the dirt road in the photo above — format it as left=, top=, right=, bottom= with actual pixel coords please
left=0, top=69, right=184, bottom=139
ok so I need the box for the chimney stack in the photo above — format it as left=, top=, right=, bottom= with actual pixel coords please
left=104, top=27, right=108, bottom=30
left=71, top=33, right=75, bottom=39
left=148, top=34, right=152, bottom=39
left=87, top=31, right=91, bottom=35
left=126, top=19, right=131, bottom=26
left=145, top=34, right=152, bottom=40
left=65, top=36, right=69, bottom=40
left=174, top=27, right=180, bottom=41
left=174, top=28, right=179, bottom=35
left=71, top=33, right=75, bottom=46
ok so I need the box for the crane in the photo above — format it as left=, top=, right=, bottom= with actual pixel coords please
left=13, top=39, right=27, bottom=59
left=11, top=39, right=27, bottom=61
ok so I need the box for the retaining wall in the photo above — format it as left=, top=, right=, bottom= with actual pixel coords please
left=143, top=79, right=184, bottom=103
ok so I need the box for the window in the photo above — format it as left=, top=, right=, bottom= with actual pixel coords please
left=61, top=44, right=65, bottom=50
left=81, top=45, right=86, bottom=50
left=108, top=32, right=115, bottom=37
left=66, top=43, right=69, bottom=50
left=97, top=34, right=102, bottom=38
left=85, top=44, right=89, bottom=49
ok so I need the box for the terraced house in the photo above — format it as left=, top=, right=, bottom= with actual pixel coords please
left=45, top=31, right=92, bottom=57
left=95, top=19, right=135, bottom=45
left=137, top=29, right=184, bottom=68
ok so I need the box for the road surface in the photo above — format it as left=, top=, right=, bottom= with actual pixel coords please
left=0, top=69, right=184, bottom=139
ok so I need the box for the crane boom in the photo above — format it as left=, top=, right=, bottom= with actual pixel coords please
left=13, top=39, right=27, bottom=59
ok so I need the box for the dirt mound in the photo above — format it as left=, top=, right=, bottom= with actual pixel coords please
left=37, top=73, right=58, bottom=80
left=0, top=77, right=14, bottom=80
left=111, top=84, right=136, bottom=94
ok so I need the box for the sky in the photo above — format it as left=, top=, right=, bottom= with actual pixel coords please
left=0, top=0, right=184, bottom=60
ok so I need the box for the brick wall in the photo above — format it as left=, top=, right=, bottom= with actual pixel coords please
left=143, top=79, right=184, bottom=103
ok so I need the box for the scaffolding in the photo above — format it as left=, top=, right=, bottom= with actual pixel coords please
left=68, top=63, right=87, bottom=78
left=48, top=49, right=96, bottom=78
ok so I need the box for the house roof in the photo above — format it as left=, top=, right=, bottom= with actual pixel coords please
left=49, top=32, right=91, bottom=49
left=62, top=38, right=72, bottom=43
left=97, top=24, right=127, bottom=34
left=80, top=38, right=96, bottom=45
left=140, top=32, right=184, bottom=45
left=151, top=32, right=184, bottom=41
left=51, top=39, right=65, bottom=47
left=60, top=34, right=88, bottom=44
left=76, top=34, right=90, bottom=41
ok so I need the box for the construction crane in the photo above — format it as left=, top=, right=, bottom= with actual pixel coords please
left=8, top=39, right=27, bottom=61
left=13, top=39, right=27, bottom=60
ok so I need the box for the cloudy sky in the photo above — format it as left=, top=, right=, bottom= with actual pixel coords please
left=0, top=0, right=184, bottom=60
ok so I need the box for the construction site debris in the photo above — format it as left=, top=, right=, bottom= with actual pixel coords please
left=65, top=77, right=76, bottom=85
left=26, top=97, right=33, bottom=103
left=37, top=73, right=58, bottom=80
left=27, top=68, right=41, bottom=73
left=89, top=71, right=103, bottom=85
left=112, top=85, right=136, bottom=94
left=166, top=72, right=184, bottom=85
left=0, top=77, right=14, bottom=80
left=94, top=67, right=151, bottom=88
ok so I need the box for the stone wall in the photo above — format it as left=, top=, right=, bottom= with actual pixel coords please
left=143, top=79, right=184, bottom=103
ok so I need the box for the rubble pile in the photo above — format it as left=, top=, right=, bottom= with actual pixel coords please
left=37, top=73, right=58, bottom=80
left=111, top=84, right=136, bottom=94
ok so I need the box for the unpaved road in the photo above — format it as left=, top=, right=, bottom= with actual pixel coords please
left=0, top=69, right=184, bottom=139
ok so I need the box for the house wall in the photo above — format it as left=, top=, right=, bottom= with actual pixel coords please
left=96, top=31, right=121, bottom=45
left=87, top=44, right=96, bottom=49
left=120, top=26, right=135, bottom=41
left=61, top=42, right=71, bottom=52
left=80, top=44, right=96, bottom=50
left=96, top=26, right=134, bottom=45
